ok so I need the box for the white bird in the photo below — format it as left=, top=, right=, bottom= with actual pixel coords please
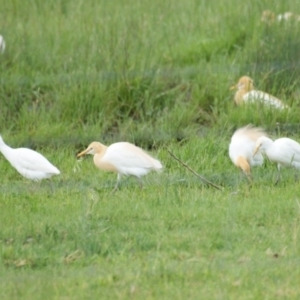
left=261, top=10, right=300, bottom=24
left=0, top=35, right=5, bottom=53
left=0, top=135, right=60, bottom=181
left=254, top=136, right=300, bottom=183
left=77, top=141, right=163, bottom=190
left=277, top=12, right=294, bottom=21
left=229, top=125, right=267, bottom=182
left=231, top=76, right=288, bottom=110
left=277, top=12, right=300, bottom=22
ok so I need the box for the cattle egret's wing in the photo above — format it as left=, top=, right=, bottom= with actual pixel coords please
left=103, top=142, right=162, bottom=171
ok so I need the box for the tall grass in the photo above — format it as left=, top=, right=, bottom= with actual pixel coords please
left=1, top=0, right=300, bottom=145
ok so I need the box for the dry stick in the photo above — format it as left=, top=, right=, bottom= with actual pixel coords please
left=166, top=148, right=223, bottom=190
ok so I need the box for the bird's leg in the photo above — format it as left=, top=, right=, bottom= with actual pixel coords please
left=241, top=169, right=252, bottom=184
left=113, top=173, right=121, bottom=192
left=47, top=179, right=56, bottom=194
left=135, top=177, right=143, bottom=189
left=245, top=172, right=253, bottom=184
left=294, top=169, right=299, bottom=182
left=274, top=164, right=281, bottom=185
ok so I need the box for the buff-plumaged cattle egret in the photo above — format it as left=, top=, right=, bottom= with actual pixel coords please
left=231, top=76, right=288, bottom=110
left=254, top=136, right=300, bottom=183
left=229, top=125, right=267, bottom=182
left=77, top=141, right=163, bottom=190
left=0, top=35, right=5, bottom=53
left=261, top=10, right=276, bottom=24
left=0, top=135, right=60, bottom=181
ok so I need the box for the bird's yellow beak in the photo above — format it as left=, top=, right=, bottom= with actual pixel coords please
left=77, top=148, right=89, bottom=158
left=230, top=84, right=237, bottom=91
left=253, top=146, right=259, bottom=157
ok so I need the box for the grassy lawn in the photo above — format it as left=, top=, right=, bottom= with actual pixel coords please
left=1, top=0, right=300, bottom=299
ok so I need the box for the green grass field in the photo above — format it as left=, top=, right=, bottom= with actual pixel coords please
left=1, top=0, right=300, bottom=299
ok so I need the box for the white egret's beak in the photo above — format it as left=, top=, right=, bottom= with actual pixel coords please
left=253, top=145, right=260, bottom=157
left=230, top=84, right=237, bottom=91
left=77, top=148, right=91, bottom=158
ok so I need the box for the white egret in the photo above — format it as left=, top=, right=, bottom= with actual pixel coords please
left=254, top=136, right=300, bottom=183
left=261, top=10, right=300, bottom=24
left=277, top=12, right=294, bottom=21
left=0, top=35, right=5, bottom=53
left=0, top=135, right=60, bottom=181
left=277, top=12, right=300, bottom=22
left=229, top=125, right=267, bottom=182
left=77, top=141, right=163, bottom=190
left=231, top=76, right=288, bottom=110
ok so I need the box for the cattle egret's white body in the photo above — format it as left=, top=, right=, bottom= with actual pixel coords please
left=229, top=125, right=267, bottom=181
left=0, top=135, right=60, bottom=181
left=261, top=10, right=276, bottom=24
left=231, top=76, right=288, bottom=110
left=254, top=136, right=300, bottom=183
left=0, top=35, right=5, bottom=53
left=243, top=90, right=286, bottom=109
left=77, top=141, right=163, bottom=190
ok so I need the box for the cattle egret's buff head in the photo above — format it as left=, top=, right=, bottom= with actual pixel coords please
left=77, top=142, right=105, bottom=157
left=232, top=76, right=254, bottom=92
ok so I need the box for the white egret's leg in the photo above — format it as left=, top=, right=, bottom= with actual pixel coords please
left=275, top=164, right=281, bottom=185
left=293, top=168, right=299, bottom=182
left=135, top=176, right=143, bottom=189
left=290, top=156, right=299, bottom=182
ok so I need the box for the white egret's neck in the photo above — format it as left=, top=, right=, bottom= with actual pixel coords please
left=0, top=135, right=9, bottom=150
left=0, top=135, right=15, bottom=162
left=257, top=136, right=274, bottom=152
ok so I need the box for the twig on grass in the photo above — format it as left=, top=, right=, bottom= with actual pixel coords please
left=166, top=148, right=223, bottom=190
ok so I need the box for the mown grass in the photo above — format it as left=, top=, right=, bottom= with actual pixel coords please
left=1, top=136, right=300, bottom=299
left=1, top=0, right=300, bottom=298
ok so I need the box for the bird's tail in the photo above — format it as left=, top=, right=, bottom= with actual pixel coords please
left=153, top=159, right=163, bottom=172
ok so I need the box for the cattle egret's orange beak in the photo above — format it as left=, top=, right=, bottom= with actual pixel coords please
left=77, top=148, right=89, bottom=158
left=230, top=84, right=237, bottom=91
